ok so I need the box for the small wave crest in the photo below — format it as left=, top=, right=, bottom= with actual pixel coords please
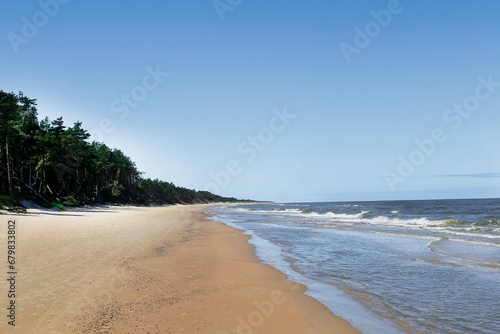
left=443, top=219, right=500, bottom=233
left=263, top=208, right=370, bottom=219
left=234, top=208, right=252, bottom=212
left=306, top=211, right=370, bottom=220
left=428, top=238, right=500, bottom=268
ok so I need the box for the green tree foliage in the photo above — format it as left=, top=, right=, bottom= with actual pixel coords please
left=0, top=91, right=242, bottom=206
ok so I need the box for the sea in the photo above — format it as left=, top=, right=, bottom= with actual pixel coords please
left=209, top=198, right=500, bottom=334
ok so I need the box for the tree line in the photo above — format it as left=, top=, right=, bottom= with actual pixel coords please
left=0, top=91, right=243, bottom=208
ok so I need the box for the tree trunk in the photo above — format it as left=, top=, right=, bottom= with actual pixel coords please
left=5, top=140, right=13, bottom=196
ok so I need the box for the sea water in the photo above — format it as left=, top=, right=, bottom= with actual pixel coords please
left=209, top=198, right=500, bottom=334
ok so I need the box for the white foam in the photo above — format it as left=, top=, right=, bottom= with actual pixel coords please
left=306, top=211, right=370, bottom=219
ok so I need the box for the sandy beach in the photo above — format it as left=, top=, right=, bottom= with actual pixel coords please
left=0, top=204, right=359, bottom=333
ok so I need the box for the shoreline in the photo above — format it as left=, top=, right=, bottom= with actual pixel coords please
left=0, top=204, right=359, bottom=333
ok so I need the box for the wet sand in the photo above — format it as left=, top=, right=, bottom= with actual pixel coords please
left=0, top=205, right=359, bottom=333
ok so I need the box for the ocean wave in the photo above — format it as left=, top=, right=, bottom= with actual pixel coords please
left=234, top=208, right=252, bottom=212
left=265, top=208, right=371, bottom=219
left=366, top=216, right=439, bottom=226
left=443, top=219, right=500, bottom=230
left=300, top=214, right=452, bottom=230
left=256, top=208, right=370, bottom=219
left=282, top=208, right=303, bottom=213
left=235, top=207, right=436, bottom=226
left=229, top=207, right=500, bottom=237
left=306, top=211, right=370, bottom=219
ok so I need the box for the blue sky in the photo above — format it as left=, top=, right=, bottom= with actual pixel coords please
left=1, top=0, right=499, bottom=202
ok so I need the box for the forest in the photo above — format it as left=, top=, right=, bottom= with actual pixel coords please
left=0, top=91, right=243, bottom=208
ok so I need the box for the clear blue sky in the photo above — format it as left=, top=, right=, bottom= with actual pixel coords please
left=1, top=0, right=499, bottom=202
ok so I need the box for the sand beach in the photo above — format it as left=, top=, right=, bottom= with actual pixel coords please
left=0, top=204, right=359, bottom=333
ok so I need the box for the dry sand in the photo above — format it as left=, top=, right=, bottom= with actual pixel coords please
left=0, top=205, right=360, bottom=333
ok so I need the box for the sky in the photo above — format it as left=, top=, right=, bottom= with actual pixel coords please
left=1, top=0, right=500, bottom=203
